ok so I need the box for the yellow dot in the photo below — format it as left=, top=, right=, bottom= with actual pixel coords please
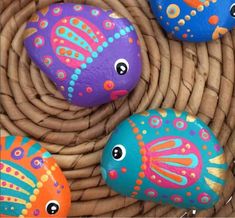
left=41, top=175, right=49, bottom=182
left=185, top=15, right=191, bottom=21
left=178, top=19, right=185, bottom=26
left=51, top=166, right=56, bottom=171
left=30, top=195, right=36, bottom=202
left=186, top=144, right=191, bottom=149
left=34, top=189, right=39, bottom=195
left=196, top=186, right=200, bottom=190
left=142, top=130, right=147, bottom=134
left=204, top=1, right=210, bottom=7
left=22, top=209, right=28, bottom=215
left=11, top=207, right=14, bottom=210
left=165, top=128, right=170, bottom=132
left=174, top=26, right=179, bottom=31
left=197, top=5, right=204, bottom=12
left=46, top=170, right=52, bottom=175
left=26, top=203, right=32, bottom=209
left=191, top=10, right=196, bottom=16
left=37, top=182, right=43, bottom=188
left=19, top=215, right=25, bottom=218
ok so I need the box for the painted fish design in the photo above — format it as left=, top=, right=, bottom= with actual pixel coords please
left=149, top=0, right=235, bottom=42
left=0, top=136, right=71, bottom=217
left=101, top=109, right=228, bottom=209
left=24, top=3, right=142, bottom=107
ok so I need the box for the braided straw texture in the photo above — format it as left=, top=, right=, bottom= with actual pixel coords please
left=0, top=0, right=235, bottom=217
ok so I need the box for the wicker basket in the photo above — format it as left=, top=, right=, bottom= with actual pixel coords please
left=0, top=0, right=235, bottom=217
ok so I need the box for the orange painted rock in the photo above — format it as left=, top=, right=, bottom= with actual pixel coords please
left=0, top=136, right=71, bottom=217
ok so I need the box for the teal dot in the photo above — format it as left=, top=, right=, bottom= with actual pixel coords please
left=87, top=57, right=93, bottom=64
left=92, top=52, right=98, bottom=58
left=103, top=42, right=108, bottom=48
left=68, top=87, right=74, bottom=93
left=114, top=33, right=120, bottom=39
left=108, top=37, right=114, bottom=43
left=68, top=94, right=72, bottom=98
left=120, top=29, right=126, bottom=36
left=97, top=46, right=103, bottom=53
left=70, top=81, right=75, bottom=86
left=81, top=63, right=87, bottom=69
left=130, top=26, right=134, bottom=30
left=75, top=69, right=81, bottom=74
left=125, top=26, right=130, bottom=32
left=72, top=74, right=78, bottom=80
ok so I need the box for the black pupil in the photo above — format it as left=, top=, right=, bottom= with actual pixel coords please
left=116, top=62, right=128, bottom=75
left=47, top=203, right=59, bottom=215
left=231, top=5, right=235, bottom=17
left=112, top=147, right=122, bottom=159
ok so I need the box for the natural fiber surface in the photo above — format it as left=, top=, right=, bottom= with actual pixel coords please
left=0, top=0, right=235, bottom=217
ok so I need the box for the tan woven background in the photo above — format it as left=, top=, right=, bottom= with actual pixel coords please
left=0, top=0, right=235, bottom=217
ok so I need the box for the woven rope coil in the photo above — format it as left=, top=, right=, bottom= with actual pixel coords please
left=0, top=0, right=235, bottom=217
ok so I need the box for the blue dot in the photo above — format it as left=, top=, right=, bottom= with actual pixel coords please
left=120, top=29, right=126, bottom=36
left=75, top=69, right=81, bottom=74
left=70, top=81, right=75, bottom=86
left=68, top=94, right=72, bottom=98
left=125, top=26, right=130, bottom=32
left=103, top=42, right=108, bottom=48
left=87, top=57, right=93, bottom=64
left=92, top=52, right=98, bottom=58
left=130, top=25, right=134, bottom=30
left=68, top=87, right=74, bottom=93
left=114, top=33, right=120, bottom=39
left=81, top=63, right=87, bottom=69
left=108, top=37, right=114, bottom=43
left=72, top=74, right=78, bottom=80
left=97, top=46, right=103, bottom=53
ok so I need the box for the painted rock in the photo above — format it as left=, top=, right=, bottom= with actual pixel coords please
left=0, top=136, right=71, bottom=217
left=24, top=3, right=142, bottom=107
left=149, top=0, right=235, bottom=42
left=101, top=109, right=228, bottom=209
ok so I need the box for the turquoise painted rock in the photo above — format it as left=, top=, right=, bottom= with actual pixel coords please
left=101, top=109, right=228, bottom=209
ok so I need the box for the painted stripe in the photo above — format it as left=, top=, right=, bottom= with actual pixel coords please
left=151, top=164, right=188, bottom=185
left=56, top=46, right=85, bottom=61
left=0, top=180, right=30, bottom=195
left=56, top=26, right=93, bottom=52
left=0, top=195, right=26, bottom=204
left=2, top=160, right=37, bottom=185
left=1, top=173, right=35, bottom=193
left=42, top=151, right=52, bottom=158
left=1, top=187, right=29, bottom=202
left=152, top=154, right=199, bottom=168
left=0, top=201, right=25, bottom=217
left=70, top=18, right=99, bottom=43
left=27, top=142, right=41, bottom=157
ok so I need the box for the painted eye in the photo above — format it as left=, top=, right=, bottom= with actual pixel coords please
left=230, top=4, right=235, bottom=17
left=114, top=59, right=129, bottom=75
left=112, top=144, right=126, bottom=161
left=46, top=200, right=60, bottom=215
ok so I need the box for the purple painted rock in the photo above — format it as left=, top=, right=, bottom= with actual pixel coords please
left=24, top=3, right=142, bottom=107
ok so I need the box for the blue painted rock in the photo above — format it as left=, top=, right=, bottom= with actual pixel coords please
left=24, top=3, right=142, bottom=107
left=101, top=109, right=228, bottom=209
left=149, top=0, right=235, bottom=42
left=0, top=136, right=71, bottom=217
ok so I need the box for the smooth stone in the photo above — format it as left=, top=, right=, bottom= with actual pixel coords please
left=0, top=136, right=71, bottom=217
left=149, top=0, right=235, bottom=42
left=24, top=3, right=142, bottom=107
left=101, top=109, right=228, bottom=210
